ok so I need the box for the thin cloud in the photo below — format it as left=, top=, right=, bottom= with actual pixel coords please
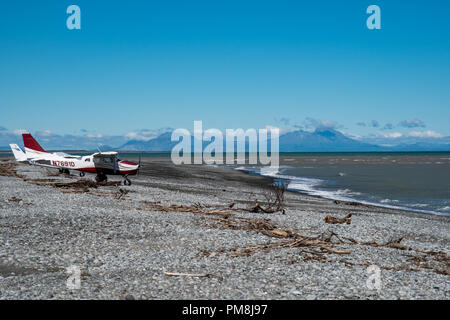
left=407, top=130, right=441, bottom=138
left=36, top=130, right=53, bottom=137
left=382, top=123, right=394, bottom=130
left=304, top=117, right=342, bottom=130
left=85, top=133, right=104, bottom=139
left=370, top=120, right=380, bottom=128
left=292, top=124, right=305, bottom=130
left=274, top=117, right=291, bottom=126
left=264, top=124, right=289, bottom=135
left=376, top=132, right=403, bottom=138
left=399, top=119, right=426, bottom=128
left=12, top=129, right=28, bottom=135
left=124, top=128, right=172, bottom=141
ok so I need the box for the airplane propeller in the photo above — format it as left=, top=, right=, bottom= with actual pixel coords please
left=137, top=153, right=142, bottom=176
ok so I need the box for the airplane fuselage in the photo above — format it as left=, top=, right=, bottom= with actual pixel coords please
left=26, top=150, right=139, bottom=176
left=11, top=133, right=140, bottom=185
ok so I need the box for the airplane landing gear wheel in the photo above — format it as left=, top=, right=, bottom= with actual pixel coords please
left=123, top=176, right=131, bottom=186
left=95, top=172, right=107, bottom=183
left=79, top=171, right=85, bottom=177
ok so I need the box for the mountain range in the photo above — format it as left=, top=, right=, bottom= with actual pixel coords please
left=2, top=128, right=450, bottom=152
left=118, top=128, right=450, bottom=152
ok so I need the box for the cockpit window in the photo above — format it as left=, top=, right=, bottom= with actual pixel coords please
left=94, top=156, right=115, bottom=164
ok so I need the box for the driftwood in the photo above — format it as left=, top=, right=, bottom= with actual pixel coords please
left=141, top=201, right=234, bottom=218
left=324, top=213, right=352, bottom=224
left=52, top=180, right=120, bottom=189
left=0, top=162, right=23, bottom=178
left=116, top=188, right=129, bottom=200
left=247, top=202, right=277, bottom=214
left=320, top=246, right=351, bottom=255
left=343, top=236, right=411, bottom=251
left=45, top=169, right=61, bottom=177
left=8, top=197, right=23, bottom=202
left=164, top=272, right=212, bottom=278
left=243, top=180, right=288, bottom=214
left=223, top=233, right=449, bottom=275
left=204, top=212, right=449, bottom=275
left=201, top=215, right=294, bottom=240
left=225, top=233, right=350, bottom=257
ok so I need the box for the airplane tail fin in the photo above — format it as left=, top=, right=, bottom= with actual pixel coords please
left=22, top=133, right=47, bottom=153
left=9, top=144, right=28, bottom=162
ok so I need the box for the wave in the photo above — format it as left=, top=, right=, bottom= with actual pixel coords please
left=244, top=166, right=358, bottom=202
left=411, top=203, right=429, bottom=208
left=380, top=199, right=400, bottom=204
left=231, top=165, right=450, bottom=217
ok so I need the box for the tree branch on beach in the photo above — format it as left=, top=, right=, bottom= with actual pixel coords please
left=246, top=179, right=288, bottom=214
left=0, top=162, right=23, bottom=178
left=324, top=213, right=352, bottom=224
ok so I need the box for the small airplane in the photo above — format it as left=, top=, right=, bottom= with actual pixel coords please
left=9, top=132, right=140, bottom=185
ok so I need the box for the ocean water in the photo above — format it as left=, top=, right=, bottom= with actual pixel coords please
left=235, top=152, right=450, bottom=216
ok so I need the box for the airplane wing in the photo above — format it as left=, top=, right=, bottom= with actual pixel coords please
left=27, top=159, right=55, bottom=168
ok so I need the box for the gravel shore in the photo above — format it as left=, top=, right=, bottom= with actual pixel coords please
left=0, top=158, right=449, bottom=299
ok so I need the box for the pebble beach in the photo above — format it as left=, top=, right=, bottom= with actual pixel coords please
left=0, top=158, right=449, bottom=300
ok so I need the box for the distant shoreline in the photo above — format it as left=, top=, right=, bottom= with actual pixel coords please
left=2, top=150, right=450, bottom=156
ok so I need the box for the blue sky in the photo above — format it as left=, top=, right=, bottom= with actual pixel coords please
left=1, top=0, right=449, bottom=143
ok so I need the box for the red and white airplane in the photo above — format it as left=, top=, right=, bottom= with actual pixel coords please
left=9, top=133, right=140, bottom=185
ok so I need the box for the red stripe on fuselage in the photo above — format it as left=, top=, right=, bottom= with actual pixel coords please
left=119, top=160, right=138, bottom=166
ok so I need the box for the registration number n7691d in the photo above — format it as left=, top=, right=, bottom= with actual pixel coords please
left=52, top=160, right=75, bottom=167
